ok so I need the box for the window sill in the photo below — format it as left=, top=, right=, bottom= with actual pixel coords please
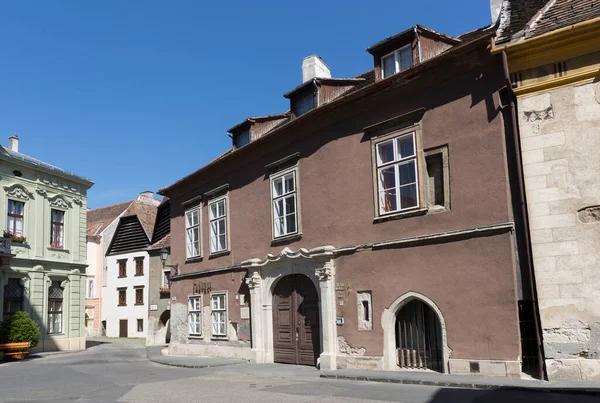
left=134, top=303, right=144, bottom=306
left=188, top=335, right=203, bottom=340
left=271, top=232, right=302, bottom=245
left=211, top=336, right=228, bottom=341
left=134, top=274, right=144, bottom=277
left=118, top=304, right=127, bottom=307
left=208, top=250, right=230, bottom=259
left=11, top=243, right=30, bottom=248
left=117, top=276, right=127, bottom=279
left=48, top=247, right=69, bottom=252
left=185, top=256, right=203, bottom=264
left=373, top=208, right=428, bottom=223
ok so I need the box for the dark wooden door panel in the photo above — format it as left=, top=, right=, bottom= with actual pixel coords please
left=119, top=319, right=128, bottom=338
left=273, top=274, right=320, bottom=366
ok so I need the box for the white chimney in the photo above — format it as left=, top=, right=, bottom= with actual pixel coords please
left=302, top=55, right=331, bottom=83
left=490, top=0, right=504, bottom=25
left=138, top=191, right=160, bottom=206
left=8, top=136, right=19, bottom=152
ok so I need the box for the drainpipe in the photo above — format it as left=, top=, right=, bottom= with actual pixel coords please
left=414, top=26, right=422, bottom=63
left=501, top=50, right=546, bottom=380
left=313, top=78, right=321, bottom=107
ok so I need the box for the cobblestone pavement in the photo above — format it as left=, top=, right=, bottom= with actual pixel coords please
left=0, top=338, right=596, bottom=402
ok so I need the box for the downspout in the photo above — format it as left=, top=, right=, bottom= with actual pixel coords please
left=414, top=26, right=422, bottom=63
left=501, top=50, right=546, bottom=380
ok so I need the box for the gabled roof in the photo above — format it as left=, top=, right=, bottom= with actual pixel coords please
left=106, top=215, right=150, bottom=256
left=283, top=77, right=366, bottom=99
left=87, top=200, right=132, bottom=236
left=121, top=199, right=159, bottom=241
left=150, top=199, right=170, bottom=246
left=227, top=113, right=290, bottom=134
left=0, top=146, right=93, bottom=186
left=496, top=0, right=600, bottom=44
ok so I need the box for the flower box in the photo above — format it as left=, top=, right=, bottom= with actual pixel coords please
left=3, top=231, right=27, bottom=244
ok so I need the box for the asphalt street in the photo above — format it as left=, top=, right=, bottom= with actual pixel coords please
left=0, top=339, right=595, bottom=402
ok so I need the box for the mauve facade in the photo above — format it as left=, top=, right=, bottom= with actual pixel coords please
left=159, top=30, right=528, bottom=377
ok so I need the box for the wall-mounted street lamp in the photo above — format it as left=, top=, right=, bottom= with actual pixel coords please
left=159, top=247, right=179, bottom=277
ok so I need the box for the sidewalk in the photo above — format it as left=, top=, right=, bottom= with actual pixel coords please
left=321, top=368, right=600, bottom=396
left=146, top=345, right=247, bottom=369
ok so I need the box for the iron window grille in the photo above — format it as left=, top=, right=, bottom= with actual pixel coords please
left=48, top=281, right=64, bottom=334
left=3, top=278, right=23, bottom=319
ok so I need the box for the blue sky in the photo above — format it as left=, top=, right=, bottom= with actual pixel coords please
left=0, top=1, right=491, bottom=209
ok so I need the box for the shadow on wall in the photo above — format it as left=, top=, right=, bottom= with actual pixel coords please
left=427, top=388, right=599, bottom=403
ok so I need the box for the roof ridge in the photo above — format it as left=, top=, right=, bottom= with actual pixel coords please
left=526, top=0, right=556, bottom=32
left=88, top=199, right=133, bottom=212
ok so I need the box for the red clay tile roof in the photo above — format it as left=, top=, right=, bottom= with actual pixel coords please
left=121, top=199, right=160, bottom=240
left=148, top=234, right=171, bottom=250
left=86, top=200, right=132, bottom=236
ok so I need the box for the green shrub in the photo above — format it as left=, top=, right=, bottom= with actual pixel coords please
left=0, top=311, right=39, bottom=347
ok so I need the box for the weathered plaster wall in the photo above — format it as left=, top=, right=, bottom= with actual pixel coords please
left=518, top=80, right=600, bottom=381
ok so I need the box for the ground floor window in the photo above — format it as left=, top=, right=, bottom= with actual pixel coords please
left=210, top=293, right=227, bottom=337
left=48, top=281, right=64, bottom=334
left=3, top=278, right=23, bottom=320
left=137, top=319, right=143, bottom=332
left=188, top=295, right=201, bottom=336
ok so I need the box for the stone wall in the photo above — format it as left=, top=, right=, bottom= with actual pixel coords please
left=518, top=80, right=600, bottom=381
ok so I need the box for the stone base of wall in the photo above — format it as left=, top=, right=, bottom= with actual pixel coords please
left=32, top=336, right=86, bottom=353
left=169, top=342, right=252, bottom=360
left=336, top=355, right=383, bottom=370
left=448, top=359, right=521, bottom=378
left=546, top=358, right=600, bottom=381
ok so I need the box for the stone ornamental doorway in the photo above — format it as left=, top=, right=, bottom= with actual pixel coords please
left=272, top=274, right=321, bottom=366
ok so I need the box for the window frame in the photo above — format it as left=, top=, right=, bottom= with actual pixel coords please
left=269, top=166, right=301, bottom=241
left=424, top=145, right=451, bottom=212
left=208, top=195, right=229, bottom=255
left=185, top=205, right=201, bottom=260
left=118, top=259, right=127, bottom=278
left=188, top=294, right=202, bottom=337
left=118, top=287, right=127, bottom=306
left=50, top=208, right=65, bottom=249
left=235, top=130, right=250, bottom=148
left=371, top=124, right=426, bottom=219
left=7, top=199, right=25, bottom=237
left=137, top=318, right=144, bottom=332
left=210, top=291, right=227, bottom=338
left=47, top=281, right=64, bottom=335
left=3, top=278, right=24, bottom=320
left=381, top=44, right=413, bottom=79
left=134, top=286, right=144, bottom=305
left=294, top=93, right=314, bottom=117
left=134, top=257, right=144, bottom=276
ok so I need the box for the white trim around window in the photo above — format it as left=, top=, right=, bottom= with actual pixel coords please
left=381, top=44, right=413, bottom=79
left=185, top=206, right=201, bottom=259
left=210, top=291, right=227, bottom=338
left=270, top=166, right=301, bottom=240
left=372, top=127, right=424, bottom=217
left=188, top=294, right=202, bottom=337
left=208, top=195, right=229, bottom=255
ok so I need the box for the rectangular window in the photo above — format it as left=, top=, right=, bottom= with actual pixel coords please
left=425, top=145, right=450, bottom=211
left=162, top=270, right=171, bottom=289
left=188, top=295, right=202, bottom=336
left=87, top=278, right=95, bottom=298
left=381, top=45, right=412, bottom=78
left=48, top=281, right=64, bottom=334
left=235, top=130, right=250, bottom=148
left=294, top=93, right=314, bottom=117
left=185, top=207, right=200, bottom=259
left=135, top=258, right=144, bottom=276
left=3, top=278, right=23, bottom=319
left=118, top=260, right=127, bottom=278
left=272, top=171, right=298, bottom=238
left=135, top=288, right=144, bottom=305
left=137, top=319, right=143, bottom=332
left=7, top=200, right=24, bottom=237
left=211, top=293, right=227, bottom=337
left=50, top=209, right=65, bottom=248
left=118, top=288, right=127, bottom=306
left=375, top=132, right=419, bottom=214
left=209, top=198, right=227, bottom=254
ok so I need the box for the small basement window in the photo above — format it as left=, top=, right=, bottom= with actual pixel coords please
left=357, top=291, right=373, bottom=331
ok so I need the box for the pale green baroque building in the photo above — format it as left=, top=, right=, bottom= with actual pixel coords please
left=0, top=136, right=93, bottom=352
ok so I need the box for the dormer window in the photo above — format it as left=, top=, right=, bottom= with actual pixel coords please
left=381, top=45, right=412, bottom=79
left=294, top=93, right=314, bottom=117
left=235, top=130, right=250, bottom=148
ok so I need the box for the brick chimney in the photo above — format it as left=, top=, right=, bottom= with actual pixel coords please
left=8, top=136, right=19, bottom=152
left=302, top=55, right=331, bottom=83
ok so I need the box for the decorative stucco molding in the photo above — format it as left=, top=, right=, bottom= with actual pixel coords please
left=245, top=271, right=261, bottom=290
left=36, top=188, right=48, bottom=197
left=72, top=197, right=83, bottom=206
left=315, top=261, right=334, bottom=281
left=48, top=194, right=72, bottom=209
left=4, top=184, right=35, bottom=200
left=241, top=245, right=335, bottom=268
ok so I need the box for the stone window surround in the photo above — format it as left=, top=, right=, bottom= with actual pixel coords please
left=184, top=204, right=202, bottom=261
left=45, top=275, right=70, bottom=337
left=210, top=290, right=228, bottom=339
left=269, top=165, right=302, bottom=242
left=188, top=294, right=203, bottom=338
left=208, top=194, right=231, bottom=256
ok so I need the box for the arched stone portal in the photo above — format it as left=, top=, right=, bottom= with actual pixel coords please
left=243, top=246, right=337, bottom=370
left=382, top=292, right=449, bottom=372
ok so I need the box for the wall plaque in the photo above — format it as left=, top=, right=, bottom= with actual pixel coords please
left=150, top=304, right=158, bottom=311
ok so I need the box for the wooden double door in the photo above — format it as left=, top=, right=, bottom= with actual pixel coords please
left=272, top=274, right=321, bottom=366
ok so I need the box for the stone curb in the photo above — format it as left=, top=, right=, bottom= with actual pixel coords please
left=319, top=373, right=600, bottom=396
left=146, top=350, right=246, bottom=369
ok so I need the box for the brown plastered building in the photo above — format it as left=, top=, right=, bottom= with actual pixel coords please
left=159, top=25, right=538, bottom=377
